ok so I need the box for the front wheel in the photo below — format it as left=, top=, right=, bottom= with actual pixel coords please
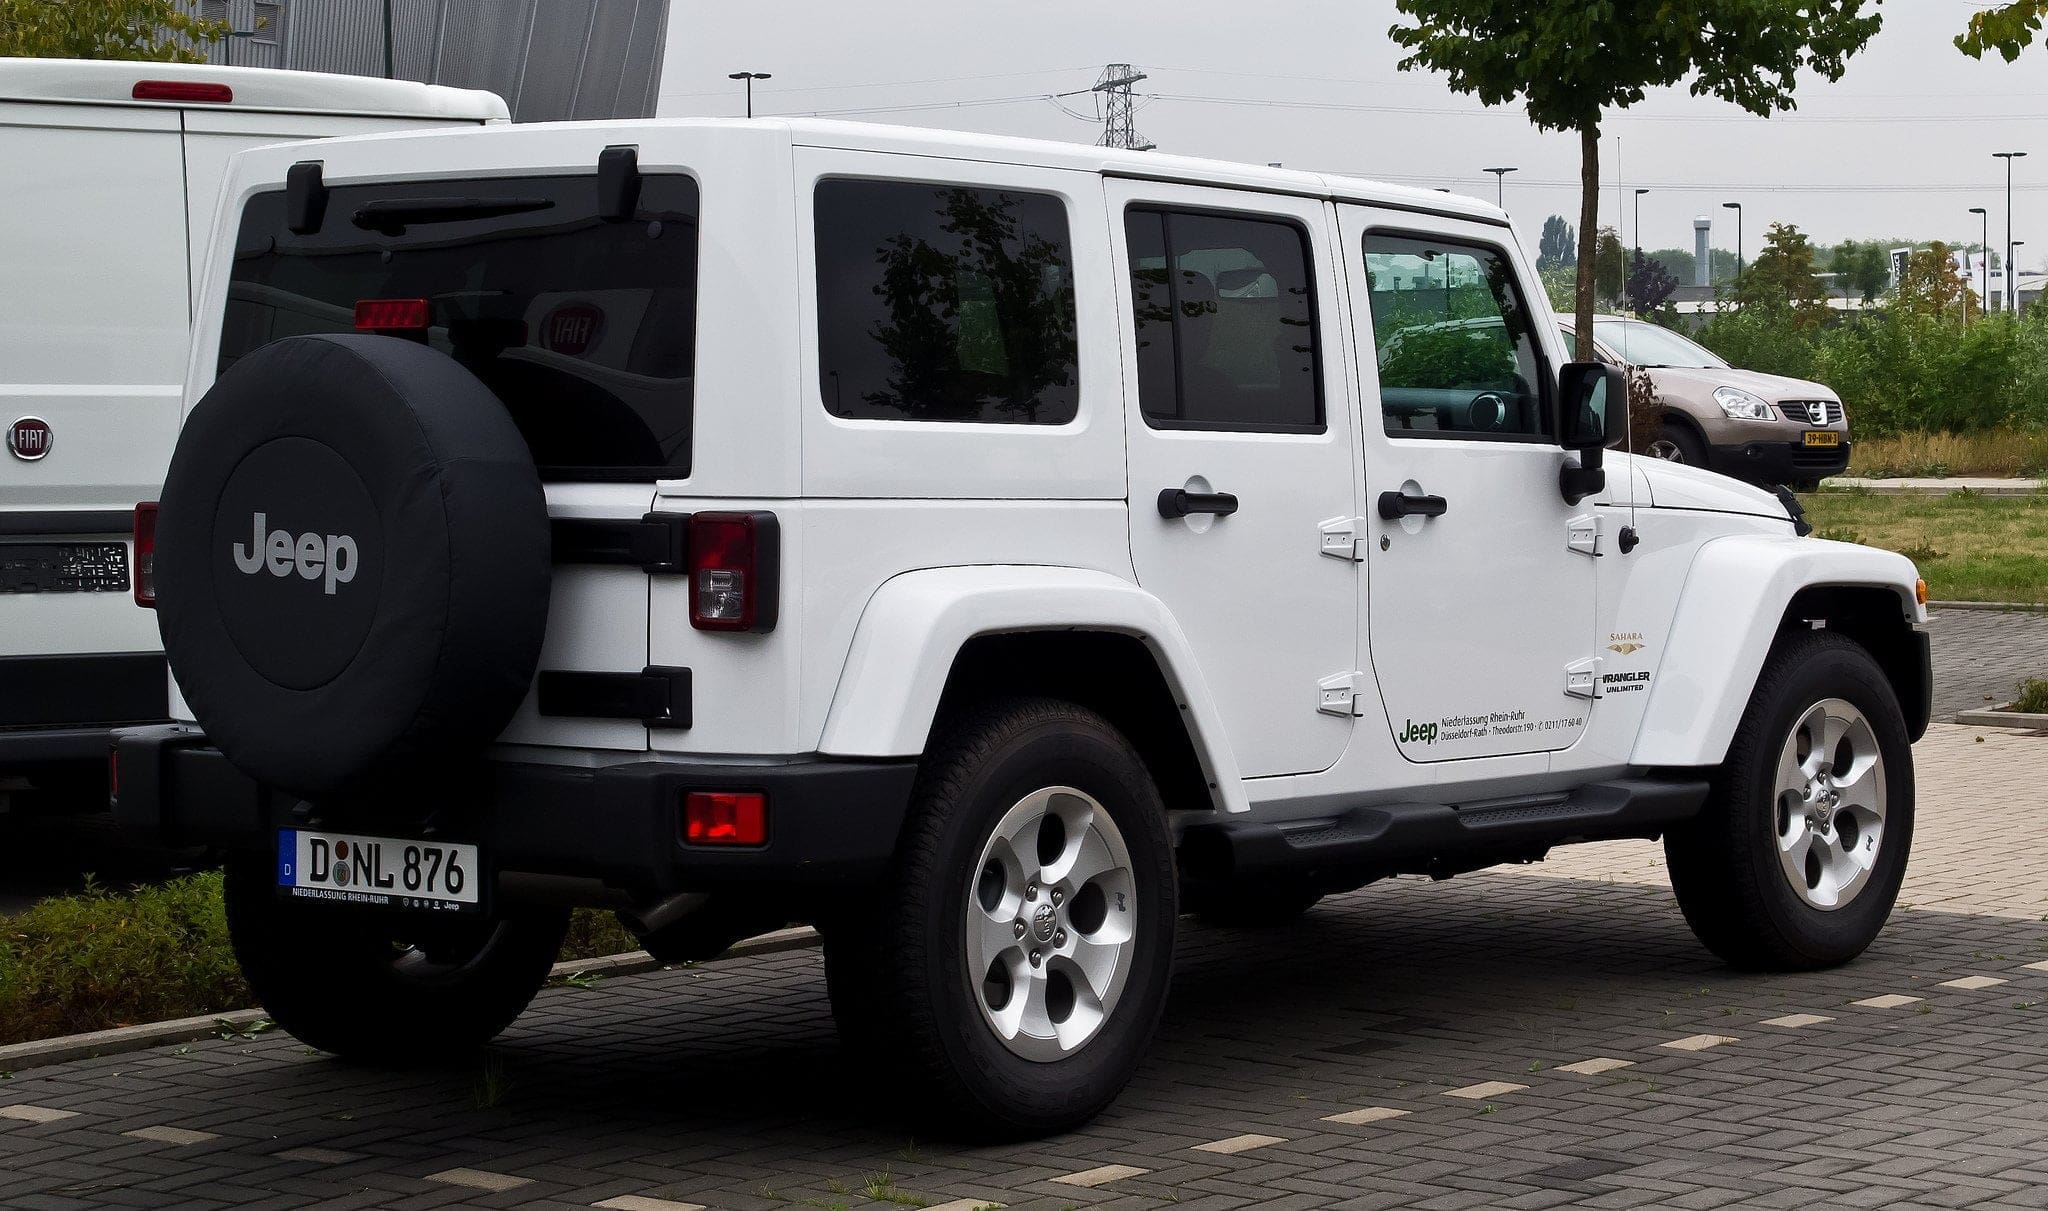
left=1646, top=420, right=1707, bottom=466
left=824, top=698, right=1177, bottom=1140
left=223, top=855, right=568, bottom=1061
left=1664, top=631, right=1913, bottom=971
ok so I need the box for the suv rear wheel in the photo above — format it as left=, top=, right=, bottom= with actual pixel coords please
left=824, top=698, right=1176, bottom=1139
left=223, top=855, right=568, bottom=1061
left=1664, top=631, right=1913, bottom=970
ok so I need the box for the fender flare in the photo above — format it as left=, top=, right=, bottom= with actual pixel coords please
left=1630, top=534, right=1922, bottom=768
left=817, top=565, right=1250, bottom=814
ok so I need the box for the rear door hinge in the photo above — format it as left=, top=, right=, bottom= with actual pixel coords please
left=1564, top=655, right=1604, bottom=700
left=1318, top=670, right=1367, bottom=717
left=1319, top=516, right=1368, bottom=562
left=1566, top=512, right=1602, bottom=557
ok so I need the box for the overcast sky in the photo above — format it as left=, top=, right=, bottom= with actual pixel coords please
left=659, top=0, right=2048, bottom=267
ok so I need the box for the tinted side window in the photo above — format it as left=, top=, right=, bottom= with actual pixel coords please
left=1364, top=234, right=1548, bottom=440
left=815, top=179, right=1078, bottom=425
left=1126, top=208, right=1322, bottom=432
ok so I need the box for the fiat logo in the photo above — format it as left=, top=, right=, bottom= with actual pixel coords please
left=8, top=417, right=51, bottom=461
left=540, top=302, right=604, bottom=357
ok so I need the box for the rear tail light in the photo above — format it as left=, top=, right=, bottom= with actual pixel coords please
left=133, top=502, right=159, bottom=608
left=688, top=512, right=779, bottom=632
left=132, top=80, right=233, bottom=104
left=355, top=298, right=433, bottom=332
left=684, top=791, right=767, bottom=845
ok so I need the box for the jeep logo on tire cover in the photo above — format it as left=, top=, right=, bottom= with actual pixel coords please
left=232, top=512, right=358, bottom=595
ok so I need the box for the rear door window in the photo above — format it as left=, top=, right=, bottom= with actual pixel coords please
left=220, top=173, right=699, bottom=480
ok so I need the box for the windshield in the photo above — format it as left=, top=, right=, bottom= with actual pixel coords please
left=1591, top=319, right=1727, bottom=370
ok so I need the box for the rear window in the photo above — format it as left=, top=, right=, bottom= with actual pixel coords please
left=220, top=172, right=699, bottom=480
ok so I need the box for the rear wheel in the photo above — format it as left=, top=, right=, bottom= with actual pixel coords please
left=223, top=855, right=568, bottom=1061
left=1664, top=631, right=1913, bottom=971
left=823, top=698, right=1176, bottom=1140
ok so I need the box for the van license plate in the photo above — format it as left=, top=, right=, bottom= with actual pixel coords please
left=277, top=829, right=481, bottom=913
left=1803, top=431, right=1840, bottom=447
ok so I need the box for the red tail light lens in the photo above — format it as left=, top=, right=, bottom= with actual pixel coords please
left=133, top=80, right=233, bottom=104
left=133, top=502, right=159, bottom=608
left=688, top=512, right=779, bottom=632
left=684, top=791, right=767, bottom=845
left=355, top=298, right=433, bottom=332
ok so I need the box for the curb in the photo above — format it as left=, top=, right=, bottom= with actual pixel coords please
left=1822, top=479, right=2043, bottom=496
left=0, top=925, right=821, bottom=1075
left=1927, top=600, right=2048, bottom=613
left=1954, top=707, right=2048, bottom=729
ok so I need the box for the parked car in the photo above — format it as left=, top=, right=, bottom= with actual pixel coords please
left=113, top=120, right=1928, bottom=1140
left=0, top=59, right=505, bottom=818
left=1560, top=316, right=1850, bottom=491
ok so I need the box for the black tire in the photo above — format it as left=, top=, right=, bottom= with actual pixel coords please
left=823, top=697, right=1177, bottom=1140
left=1653, top=419, right=1708, bottom=466
left=223, top=855, right=568, bottom=1061
left=1186, top=882, right=1322, bottom=928
left=1664, top=630, right=1914, bottom=971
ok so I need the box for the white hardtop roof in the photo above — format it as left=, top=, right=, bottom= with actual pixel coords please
left=0, top=57, right=507, bottom=122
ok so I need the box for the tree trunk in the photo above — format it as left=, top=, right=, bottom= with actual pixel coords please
left=1575, top=124, right=1600, bottom=355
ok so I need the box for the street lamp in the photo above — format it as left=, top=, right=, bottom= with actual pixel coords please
left=1996, top=151, right=2026, bottom=312
left=1631, top=189, right=1649, bottom=313
left=219, top=28, right=255, bottom=67
left=1722, top=202, right=1744, bottom=281
left=1970, top=206, right=1989, bottom=314
left=1483, top=166, right=1517, bottom=209
left=2014, top=240, right=2028, bottom=314
left=728, top=71, right=772, bottom=119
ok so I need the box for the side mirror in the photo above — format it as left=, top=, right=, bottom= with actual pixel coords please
left=1555, top=360, right=1626, bottom=504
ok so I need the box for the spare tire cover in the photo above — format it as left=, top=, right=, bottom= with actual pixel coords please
left=157, top=334, right=550, bottom=799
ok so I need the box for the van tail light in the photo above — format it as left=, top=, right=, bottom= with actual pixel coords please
left=133, top=502, right=159, bottom=608
left=688, top=512, right=779, bottom=632
left=355, top=298, right=433, bottom=332
left=684, top=791, right=768, bottom=845
left=133, top=80, right=233, bottom=104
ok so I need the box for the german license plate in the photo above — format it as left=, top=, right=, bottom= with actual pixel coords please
left=1803, top=430, right=1841, bottom=447
left=277, top=829, right=481, bottom=913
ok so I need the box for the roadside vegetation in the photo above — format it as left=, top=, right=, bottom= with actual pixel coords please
left=1801, top=489, right=2048, bottom=604
left=0, top=876, right=640, bottom=1047
left=1848, top=430, right=2048, bottom=479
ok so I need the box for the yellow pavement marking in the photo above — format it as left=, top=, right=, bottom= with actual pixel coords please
left=1939, top=976, right=2009, bottom=990
left=1323, top=1106, right=1411, bottom=1125
left=593, top=1197, right=708, bottom=1211
left=123, top=1126, right=218, bottom=1146
left=1852, top=994, right=1924, bottom=1008
left=1444, top=1080, right=1528, bottom=1099
left=0, top=1105, right=79, bottom=1124
left=1555, top=1057, right=1635, bottom=1075
left=1192, top=1133, right=1286, bottom=1154
left=426, top=1167, right=533, bottom=1192
left=1660, top=1034, right=1739, bottom=1052
left=1759, top=1014, right=1835, bottom=1028
left=1051, top=1164, right=1148, bottom=1187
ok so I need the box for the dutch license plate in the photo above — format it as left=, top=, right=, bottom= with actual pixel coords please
left=277, top=829, right=481, bottom=913
left=1803, top=430, right=1841, bottom=447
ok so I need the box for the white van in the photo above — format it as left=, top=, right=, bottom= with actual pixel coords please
left=0, top=59, right=505, bottom=813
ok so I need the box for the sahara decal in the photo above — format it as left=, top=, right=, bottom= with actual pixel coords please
left=1607, top=631, right=1647, bottom=656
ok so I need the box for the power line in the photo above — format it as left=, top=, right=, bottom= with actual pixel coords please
left=781, top=89, right=1092, bottom=119
left=663, top=66, right=1097, bottom=100
left=1145, top=91, right=2048, bottom=125
left=1095, top=63, right=1154, bottom=151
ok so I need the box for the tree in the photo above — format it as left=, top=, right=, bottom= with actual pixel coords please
left=1627, top=250, right=1678, bottom=316
left=1828, top=239, right=1893, bottom=303
left=1649, top=247, right=1695, bottom=285
left=1390, top=1, right=1883, bottom=354
left=0, top=0, right=228, bottom=61
left=1893, top=242, right=1982, bottom=321
left=1593, top=226, right=1626, bottom=306
left=1958, top=1, right=2048, bottom=61
left=1537, top=215, right=1576, bottom=272
left=1732, top=222, right=1829, bottom=329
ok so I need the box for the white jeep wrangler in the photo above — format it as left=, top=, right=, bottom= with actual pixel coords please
left=113, top=119, right=1930, bottom=1140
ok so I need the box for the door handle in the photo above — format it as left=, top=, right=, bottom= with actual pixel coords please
left=1157, top=488, right=1239, bottom=519
left=1377, top=489, right=1448, bottom=520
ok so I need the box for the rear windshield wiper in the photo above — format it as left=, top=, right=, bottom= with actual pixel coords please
left=350, top=197, right=554, bottom=235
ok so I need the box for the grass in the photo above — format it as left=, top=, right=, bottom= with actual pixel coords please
left=1849, top=429, right=2048, bottom=479
left=1800, top=489, right=2048, bottom=604
left=0, top=875, right=641, bottom=1047
left=2013, top=678, right=2048, bottom=713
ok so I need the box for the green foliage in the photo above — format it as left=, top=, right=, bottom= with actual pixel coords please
left=0, top=0, right=229, bottom=61
left=1538, top=215, right=1576, bottom=271
left=1828, top=240, right=1895, bottom=303
left=560, top=907, right=639, bottom=961
left=1627, top=250, right=1678, bottom=315
left=1732, top=222, right=1829, bottom=327
left=1893, top=242, right=1982, bottom=320
left=2013, top=678, right=2048, bottom=714
left=1593, top=226, right=1625, bottom=307
left=0, top=873, right=247, bottom=1046
left=1958, top=0, right=2048, bottom=61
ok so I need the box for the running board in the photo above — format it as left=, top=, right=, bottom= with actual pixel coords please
left=1179, top=777, right=1710, bottom=885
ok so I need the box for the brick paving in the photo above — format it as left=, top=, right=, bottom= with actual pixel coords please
left=4, top=720, right=2048, bottom=1210
left=1926, top=607, right=2048, bottom=721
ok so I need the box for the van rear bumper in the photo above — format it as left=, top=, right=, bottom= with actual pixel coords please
left=110, top=725, right=919, bottom=898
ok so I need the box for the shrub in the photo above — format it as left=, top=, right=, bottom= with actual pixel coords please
left=2014, top=678, right=2048, bottom=714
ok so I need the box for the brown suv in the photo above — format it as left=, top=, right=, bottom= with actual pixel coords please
left=1561, top=316, right=1850, bottom=491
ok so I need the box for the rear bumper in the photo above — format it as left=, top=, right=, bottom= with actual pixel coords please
left=0, top=654, right=168, bottom=772
left=111, top=725, right=919, bottom=898
left=1707, top=438, right=1850, bottom=485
